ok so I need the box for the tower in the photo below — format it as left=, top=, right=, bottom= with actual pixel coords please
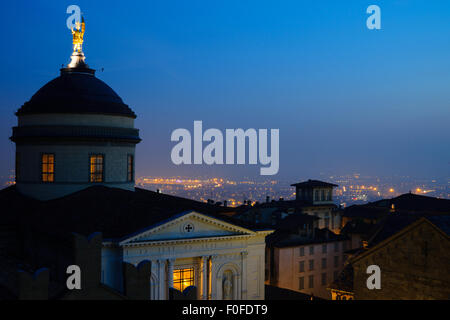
left=10, top=18, right=141, bottom=200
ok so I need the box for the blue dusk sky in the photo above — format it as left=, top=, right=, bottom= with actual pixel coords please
left=0, top=0, right=449, bottom=181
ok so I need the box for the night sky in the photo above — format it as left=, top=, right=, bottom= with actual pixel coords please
left=1, top=0, right=449, bottom=181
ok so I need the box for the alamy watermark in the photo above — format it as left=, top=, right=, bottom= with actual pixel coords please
left=366, top=264, right=381, bottom=289
left=170, top=121, right=279, bottom=175
left=366, top=5, right=381, bottom=30
left=66, top=5, right=81, bottom=30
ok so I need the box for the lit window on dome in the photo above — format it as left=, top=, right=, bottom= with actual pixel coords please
left=173, top=268, right=194, bottom=292
left=127, top=154, right=134, bottom=182
left=90, top=155, right=104, bottom=182
left=41, top=154, right=54, bottom=182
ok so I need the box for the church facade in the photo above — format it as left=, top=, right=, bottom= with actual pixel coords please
left=103, top=210, right=271, bottom=300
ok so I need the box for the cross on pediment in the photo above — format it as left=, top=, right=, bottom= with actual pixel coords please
left=184, top=224, right=194, bottom=233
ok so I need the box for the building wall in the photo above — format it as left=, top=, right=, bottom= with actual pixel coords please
left=18, top=113, right=135, bottom=128
left=14, top=113, right=137, bottom=200
left=16, top=143, right=135, bottom=200
left=272, top=240, right=350, bottom=299
left=352, top=221, right=450, bottom=300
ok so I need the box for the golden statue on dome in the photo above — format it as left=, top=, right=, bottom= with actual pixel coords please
left=71, top=17, right=85, bottom=53
left=66, top=16, right=90, bottom=70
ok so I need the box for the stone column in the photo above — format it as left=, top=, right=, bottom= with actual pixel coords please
left=150, top=260, right=157, bottom=300
left=157, top=260, right=165, bottom=300
left=208, top=256, right=212, bottom=300
left=232, top=272, right=238, bottom=300
left=167, top=258, right=175, bottom=295
left=201, top=256, right=209, bottom=300
left=235, top=272, right=241, bottom=300
left=210, top=255, right=218, bottom=300
left=241, top=251, right=248, bottom=299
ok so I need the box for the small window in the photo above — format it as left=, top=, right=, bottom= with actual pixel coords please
left=90, top=155, right=104, bottom=182
left=127, top=154, right=134, bottom=182
left=41, top=154, right=55, bottom=182
left=334, top=242, right=339, bottom=252
left=321, top=273, right=327, bottom=285
left=299, top=277, right=304, bottom=290
left=299, top=247, right=305, bottom=257
left=322, top=258, right=327, bottom=269
left=173, top=267, right=194, bottom=292
left=322, top=244, right=327, bottom=254
left=334, top=271, right=339, bottom=281
left=309, top=260, right=314, bottom=271
left=308, top=275, right=314, bottom=288
left=309, top=246, right=314, bottom=255
left=299, top=261, right=305, bottom=273
left=334, top=256, right=339, bottom=268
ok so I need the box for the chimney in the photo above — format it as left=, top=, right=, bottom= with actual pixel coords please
left=266, top=196, right=270, bottom=203
left=223, top=200, right=227, bottom=207
left=122, top=261, right=152, bottom=300
left=18, top=268, right=49, bottom=300
left=72, top=232, right=102, bottom=290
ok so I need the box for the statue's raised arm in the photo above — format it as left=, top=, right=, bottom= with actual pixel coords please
left=71, top=17, right=85, bottom=53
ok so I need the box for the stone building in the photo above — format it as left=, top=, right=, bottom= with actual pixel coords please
left=329, top=214, right=450, bottom=300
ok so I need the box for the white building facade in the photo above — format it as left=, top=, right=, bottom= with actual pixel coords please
left=102, top=211, right=272, bottom=300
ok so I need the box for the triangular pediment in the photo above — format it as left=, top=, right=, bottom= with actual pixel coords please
left=119, top=211, right=255, bottom=245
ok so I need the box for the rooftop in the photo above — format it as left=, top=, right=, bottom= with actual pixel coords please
left=0, top=185, right=262, bottom=241
left=291, top=179, right=338, bottom=188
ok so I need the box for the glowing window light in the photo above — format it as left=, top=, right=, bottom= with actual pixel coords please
left=173, top=268, right=194, bottom=292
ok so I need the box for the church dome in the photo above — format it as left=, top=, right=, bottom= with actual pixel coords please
left=16, top=69, right=136, bottom=118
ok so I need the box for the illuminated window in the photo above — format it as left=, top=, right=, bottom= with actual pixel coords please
left=127, top=154, right=134, bottom=182
left=90, top=155, right=104, bottom=182
left=41, top=154, right=54, bottom=182
left=173, top=268, right=194, bottom=292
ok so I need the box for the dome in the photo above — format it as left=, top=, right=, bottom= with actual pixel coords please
left=16, top=69, right=136, bottom=118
